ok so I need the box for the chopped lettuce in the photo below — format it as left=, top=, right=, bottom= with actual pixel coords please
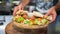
left=24, top=19, right=32, bottom=25
left=16, top=17, right=24, bottom=23
left=35, top=19, right=42, bottom=25
left=35, top=18, right=49, bottom=25
left=41, top=19, right=49, bottom=25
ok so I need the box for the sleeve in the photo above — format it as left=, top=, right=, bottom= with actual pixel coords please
left=53, top=0, right=58, bottom=6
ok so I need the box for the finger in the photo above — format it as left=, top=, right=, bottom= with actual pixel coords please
left=13, top=6, right=19, bottom=16
left=44, top=14, right=48, bottom=18
left=49, top=11, right=57, bottom=23
left=18, top=6, right=24, bottom=10
left=19, top=6, right=22, bottom=10
left=44, top=12, right=50, bottom=18
left=44, top=10, right=52, bottom=18
left=22, top=8, right=24, bottom=10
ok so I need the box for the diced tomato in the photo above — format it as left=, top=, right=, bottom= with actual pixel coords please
left=23, top=14, right=28, bottom=19
left=30, top=16, right=36, bottom=20
left=38, top=18, right=42, bottom=21
left=30, top=19, right=35, bottom=25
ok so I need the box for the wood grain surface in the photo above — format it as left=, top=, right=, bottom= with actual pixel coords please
left=5, top=22, right=47, bottom=34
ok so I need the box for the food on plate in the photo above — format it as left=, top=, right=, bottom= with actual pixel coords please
left=33, top=11, right=44, bottom=17
left=14, top=15, right=24, bottom=23
left=13, top=10, right=50, bottom=26
left=23, top=14, right=28, bottom=19
left=30, top=16, right=36, bottom=20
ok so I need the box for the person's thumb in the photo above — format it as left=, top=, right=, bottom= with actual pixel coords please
left=13, top=6, right=19, bottom=16
left=44, top=14, right=49, bottom=18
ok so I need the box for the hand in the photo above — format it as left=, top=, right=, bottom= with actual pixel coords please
left=13, top=4, right=24, bottom=16
left=44, top=7, right=57, bottom=23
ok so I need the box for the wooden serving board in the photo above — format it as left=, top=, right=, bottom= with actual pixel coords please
left=5, top=22, right=47, bottom=34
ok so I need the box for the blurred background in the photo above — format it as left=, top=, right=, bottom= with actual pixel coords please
left=0, top=0, right=60, bottom=34
left=0, top=0, right=36, bottom=15
left=0, top=0, right=37, bottom=34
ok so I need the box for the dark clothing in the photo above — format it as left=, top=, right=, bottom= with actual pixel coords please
left=53, top=0, right=58, bottom=6
left=30, top=0, right=58, bottom=13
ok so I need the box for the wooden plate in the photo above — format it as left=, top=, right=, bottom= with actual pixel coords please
left=13, top=22, right=48, bottom=29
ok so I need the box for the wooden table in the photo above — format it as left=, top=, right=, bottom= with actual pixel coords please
left=5, top=22, right=47, bottom=34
